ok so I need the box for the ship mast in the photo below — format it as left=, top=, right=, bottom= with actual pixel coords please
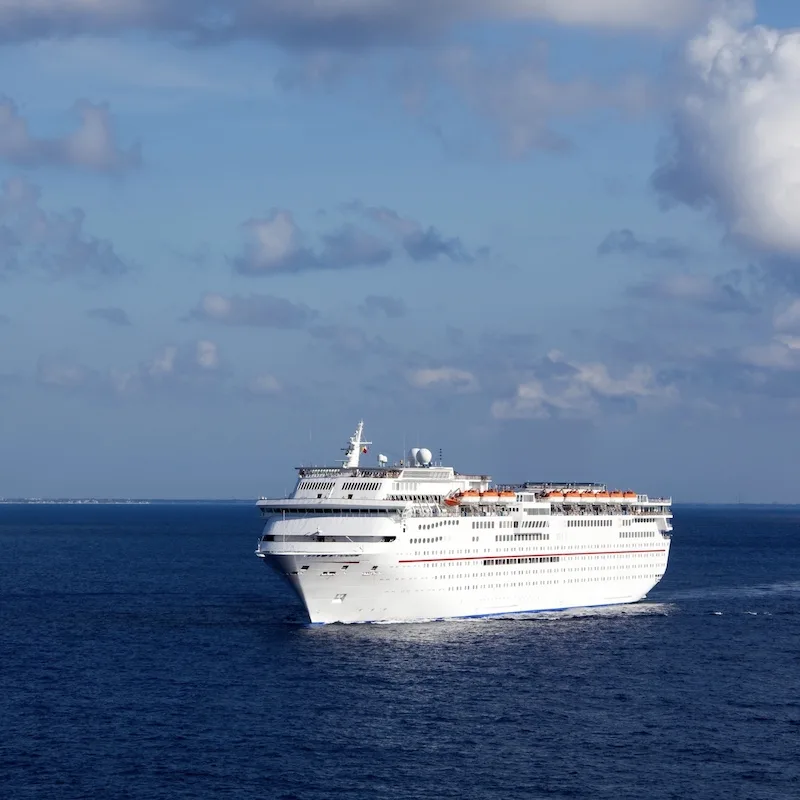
left=341, top=420, right=372, bottom=468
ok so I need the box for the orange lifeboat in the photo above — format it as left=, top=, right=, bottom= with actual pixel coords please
left=623, top=491, right=637, bottom=499
left=460, top=489, right=480, bottom=505
left=498, top=490, right=516, bottom=504
left=564, top=491, right=582, bottom=502
left=609, top=491, right=624, bottom=499
left=580, top=492, right=595, bottom=499
left=547, top=491, right=564, bottom=500
left=595, top=491, right=610, bottom=499
left=444, top=493, right=461, bottom=507
left=480, top=490, right=500, bottom=504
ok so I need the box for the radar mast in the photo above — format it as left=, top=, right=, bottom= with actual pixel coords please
left=341, top=420, right=372, bottom=468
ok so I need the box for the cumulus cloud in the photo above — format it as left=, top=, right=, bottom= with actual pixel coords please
left=188, top=292, right=317, bottom=328
left=628, top=273, right=756, bottom=314
left=36, top=355, right=92, bottom=388
left=355, top=204, right=475, bottom=262
left=0, top=2, right=713, bottom=49
left=246, top=374, right=282, bottom=395
left=0, top=97, right=140, bottom=172
left=437, top=44, right=652, bottom=157
left=111, top=339, right=226, bottom=394
left=232, top=205, right=475, bottom=275
left=408, top=367, right=479, bottom=393
left=774, top=300, right=800, bottom=333
left=231, top=210, right=391, bottom=275
left=492, top=350, right=675, bottom=419
left=653, top=7, right=800, bottom=257
left=86, top=307, right=132, bottom=326
left=597, top=229, right=690, bottom=261
left=34, top=339, right=228, bottom=397
left=358, top=294, right=407, bottom=319
left=739, top=336, right=800, bottom=371
left=0, top=177, right=130, bottom=280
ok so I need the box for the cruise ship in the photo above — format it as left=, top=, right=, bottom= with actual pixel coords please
left=255, top=422, right=673, bottom=624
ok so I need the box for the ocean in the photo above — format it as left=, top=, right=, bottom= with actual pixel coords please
left=1, top=503, right=798, bottom=800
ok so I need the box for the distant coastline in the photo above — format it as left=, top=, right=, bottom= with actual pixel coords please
left=0, top=498, right=253, bottom=505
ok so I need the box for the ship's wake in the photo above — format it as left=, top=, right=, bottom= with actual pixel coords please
left=658, top=581, right=800, bottom=603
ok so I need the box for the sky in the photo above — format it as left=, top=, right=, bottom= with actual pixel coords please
left=2, top=0, right=800, bottom=502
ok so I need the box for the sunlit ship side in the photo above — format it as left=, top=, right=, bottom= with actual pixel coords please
left=255, top=422, right=673, bottom=624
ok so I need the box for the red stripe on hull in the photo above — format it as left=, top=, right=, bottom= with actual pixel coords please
left=398, top=548, right=667, bottom=564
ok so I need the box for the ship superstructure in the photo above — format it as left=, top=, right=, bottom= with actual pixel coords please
left=255, top=422, right=672, bottom=624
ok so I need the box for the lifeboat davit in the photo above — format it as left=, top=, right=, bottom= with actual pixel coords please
left=480, top=490, right=499, bottom=504
left=460, top=489, right=480, bottom=505
left=497, top=490, right=516, bottom=504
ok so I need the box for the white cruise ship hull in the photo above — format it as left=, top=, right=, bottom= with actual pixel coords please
left=258, top=517, right=671, bottom=624
left=254, top=420, right=673, bottom=625
left=289, top=573, right=663, bottom=625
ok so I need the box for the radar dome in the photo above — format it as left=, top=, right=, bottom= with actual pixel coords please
left=417, top=448, right=433, bottom=466
left=408, top=448, right=420, bottom=465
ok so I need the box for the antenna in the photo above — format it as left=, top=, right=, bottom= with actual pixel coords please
left=340, top=420, right=372, bottom=468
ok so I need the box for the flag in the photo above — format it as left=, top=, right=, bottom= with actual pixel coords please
left=362, top=446, right=368, bottom=454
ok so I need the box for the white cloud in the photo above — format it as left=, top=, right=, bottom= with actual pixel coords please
left=244, top=212, right=299, bottom=272
left=496, top=0, right=709, bottom=30
left=773, top=300, right=800, bottom=333
left=653, top=6, right=800, bottom=256
left=492, top=351, right=675, bottom=419
left=0, top=1, right=714, bottom=47
left=408, top=367, right=479, bottom=392
left=740, top=335, right=800, bottom=370
left=0, top=96, right=139, bottom=171
left=438, top=43, right=652, bottom=156
left=0, top=176, right=130, bottom=280
left=36, top=356, right=90, bottom=388
left=195, top=340, right=220, bottom=371
left=247, top=374, right=282, bottom=395
left=147, top=345, right=178, bottom=378
left=189, top=292, right=317, bottom=328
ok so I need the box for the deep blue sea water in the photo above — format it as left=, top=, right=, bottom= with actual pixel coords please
left=1, top=503, right=798, bottom=800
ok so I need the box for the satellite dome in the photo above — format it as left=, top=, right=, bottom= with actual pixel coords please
left=417, top=448, right=433, bottom=466
left=408, top=448, right=420, bottom=464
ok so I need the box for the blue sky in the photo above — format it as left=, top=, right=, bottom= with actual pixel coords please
left=2, top=0, right=800, bottom=502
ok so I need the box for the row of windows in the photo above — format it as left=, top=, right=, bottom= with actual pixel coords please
left=567, top=519, right=612, bottom=527
left=472, top=520, right=496, bottom=529
left=388, top=495, right=443, bottom=502
left=298, top=481, right=335, bottom=492
left=419, top=519, right=458, bottom=530
left=622, top=517, right=657, bottom=525
left=411, top=536, right=444, bottom=543
left=341, top=481, right=382, bottom=491
left=495, top=533, right=550, bottom=542
left=620, top=531, right=656, bottom=539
